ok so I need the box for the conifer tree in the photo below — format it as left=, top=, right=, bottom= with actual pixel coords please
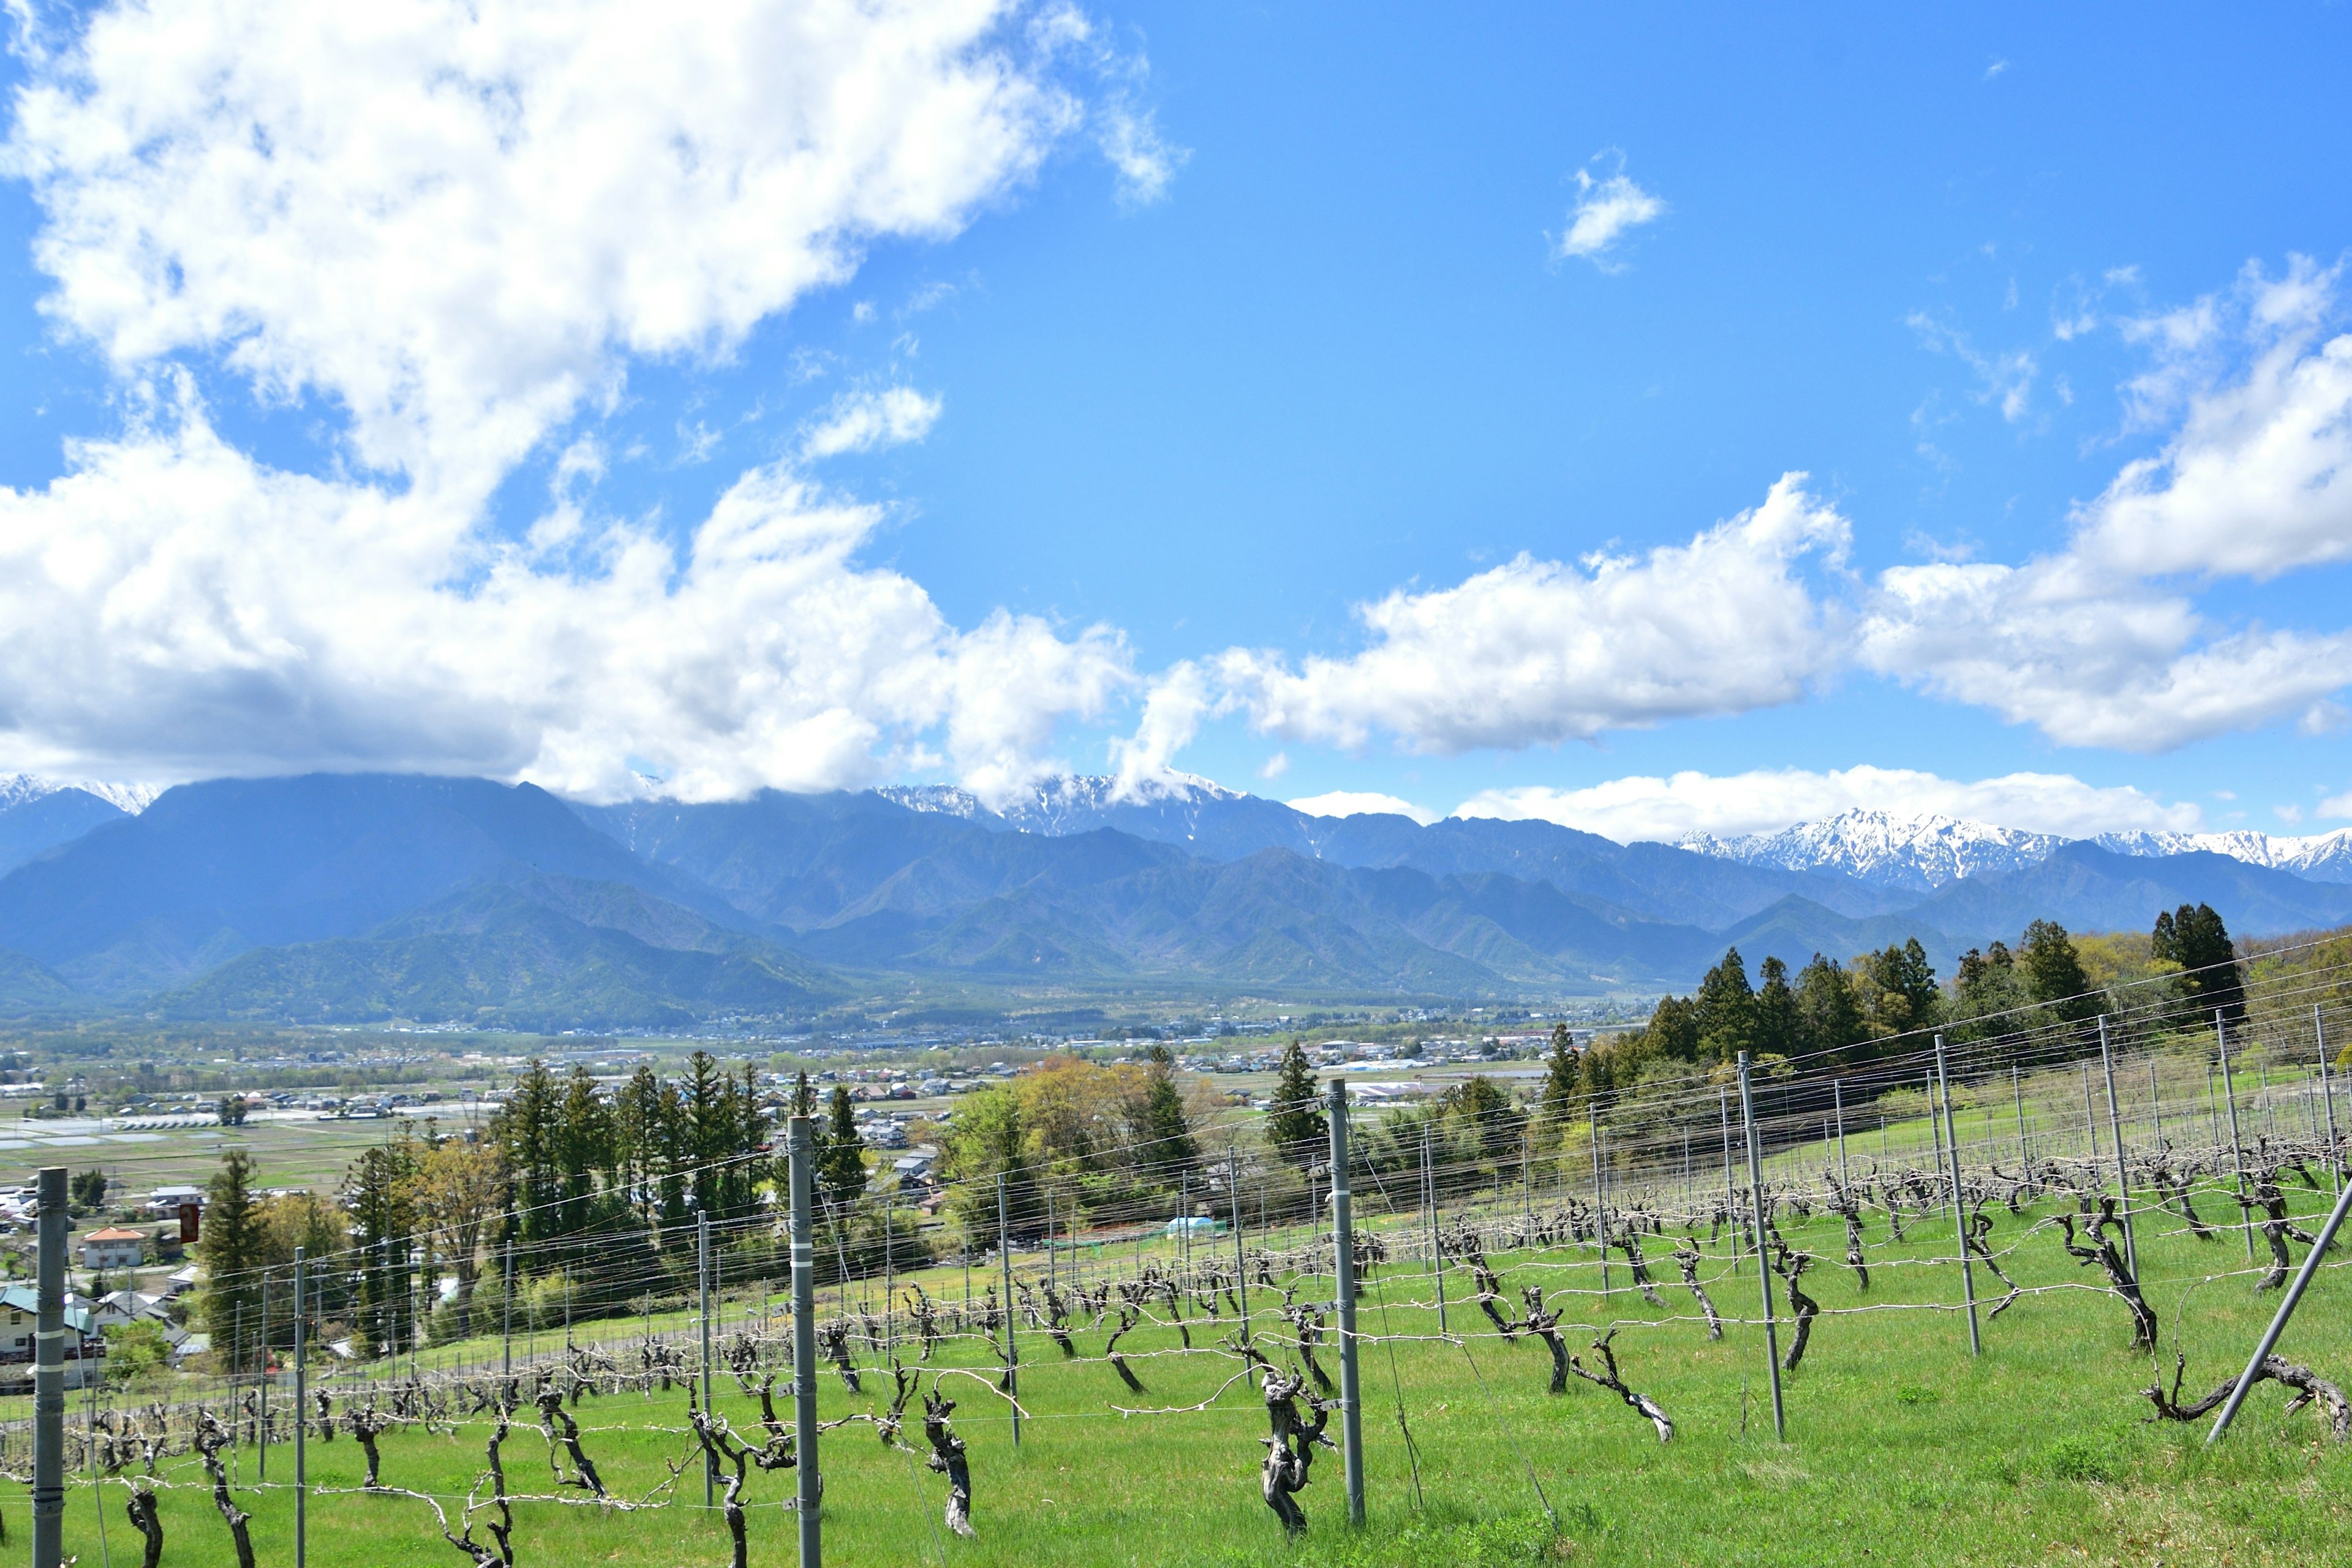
left=818, top=1086, right=867, bottom=1212
left=1795, top=954, right=1863, bottom=1062
left=2021, top=919, right=2100, bottom=1027
left=200, top=1147, right=265, bottom=1371
left=1264, top=1037, right=1326, bottom=1171
left=1539, top=1023, right=1578, bottom=1125
left=1133, top=1044, right=1197, bottom=1185
left=1752, top=956, right=1800, bottom=1058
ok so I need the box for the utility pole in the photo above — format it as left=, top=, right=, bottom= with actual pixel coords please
left=1327, top=1078, right=1365, bottom=1527
left=34, top=1167, right=66, bottom=1568
left=1735, top=1057, right=1785, bottom=1441
left=1934, top=1036, right=1980, bottom=1357
left=295, top=1246, right=307, bottom=1568
left=788, top=1116, right=822, bottom=1568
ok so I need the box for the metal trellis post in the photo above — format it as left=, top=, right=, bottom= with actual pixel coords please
left=788, top=1116, right=822, bottom=1568
left=699, top=1211, right=714, bottom=1506
left=1720, top=1090, right=1739, bottom=1274
left=1833, top=1079, right=1850, bottom=1193
left=2217, top=1011, right=2255, bottom=1264
left=1591, top=1106, right=1611, bottom=1298
left=2318, top=1006, right=2340, bottom=1194
left=2206, top=1172, right=2352, bottom=1445
left=1327, top=1077, right=1365, bottom=1527
left=1935, top=1036, right=1981, bottom=1357
left=2097, top=1018, right=2137, bottom=1278
left=998, top=1174, right=1019, bottom=1449
left=1229, top=1147, right=1250, bottom=1343
left=503, top=1237, right=514, bottom=1378
left=1735, top=1055, right=1785, bottom=1440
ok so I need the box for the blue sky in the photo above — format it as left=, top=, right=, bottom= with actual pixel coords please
left=2, top=3, right=2350, bottom=842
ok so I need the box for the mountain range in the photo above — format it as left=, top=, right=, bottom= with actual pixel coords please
left=0, top=772, right=2346, bottom=1027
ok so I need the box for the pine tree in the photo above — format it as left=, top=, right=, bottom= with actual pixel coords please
left=200, top=1147, right=266, bottom=1372
left=792, top=1070, right=817, bottom=1120
left=1264, top=1037, right=1326, bottom=1171
left=342, top=1140, right=420, bottom=1362
left=496, top=1060, right=562, bottom=1240
left=2156, top=902, right=2245, bottom=1023
left=1133, top=1044, right=1197, bottom=1185
left=1539, top=1023, right=1577, bottom=1125
left=684, top=1051, right=725, bottom=1217
left=1794, top=954, right=1863, bottom=1062
left=1694, top=948, right=1757, bottom=1061
left=1752, top=956, right=1799, bottom=1058
left=2021, top=919, right=2100, bottom=1026
left=818, top=1086, right=867, bottom=1213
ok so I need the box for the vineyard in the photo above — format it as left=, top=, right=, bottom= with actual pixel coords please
left=12, top=961, right=2352, bottom=1567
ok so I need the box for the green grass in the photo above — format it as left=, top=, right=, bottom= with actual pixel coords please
left=18, top=1174, right=2352, bottom=1567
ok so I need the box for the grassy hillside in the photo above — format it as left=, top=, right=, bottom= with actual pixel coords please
left=28, top=1175, right=2350, bottom=1567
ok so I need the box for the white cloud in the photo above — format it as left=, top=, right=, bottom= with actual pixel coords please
left=1288, top=791, right=1439, bottom=827
left=1257, top=752, right=1289, bottom=781
left=799, top=386, right=944, bottom=459
left=1908, top=314, right=2037, bottom=423
left=2323, top=789, right=2352, bottom=821
left=1219, top=475, right=1849, bottom=753
left=1106, top=660, right=1215, bottom=801
left=5, top=1, right=1085, bottom=500
left=1553, top=154, right=1665, bottom=266
left=1455, top=766, right=2198, bottom=845
left=1857, top=556, right=2352, bottom=752
left=0, top=393, right=1129, bottom=803
left=0, top=2, right=1148, bottom=804
left=2072, top=257, right=2352, bottom=581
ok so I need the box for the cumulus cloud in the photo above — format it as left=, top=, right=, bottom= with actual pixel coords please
left=0, top=390, right=1129, bottom=803
left=1455, top=765, right=2198, bottom=845
left=1219, top=475, right=1850, bottom=753
left=7, top=1, right=1087, bottom=501
left=1858, top=557, right=2352, bottom=752
left=1553, top=154, right=1665, bottom=266
left=1288, top=791, right=1440, bottom=826
left=2071, top=257, right=2352, bottom=581
left=1861, top=258, right=2352, bottom=751
left=799, top=386, right=944, bottom=459
left=0, top=1, right=1152, bottom=802
left=1106, top=660, right=1215, bottom=800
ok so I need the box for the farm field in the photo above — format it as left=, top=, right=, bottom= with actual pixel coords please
left=16, top=1170, right=2351, bottom=1568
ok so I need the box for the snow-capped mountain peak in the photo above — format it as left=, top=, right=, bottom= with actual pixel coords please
left=0, top=772, right=160, bottom=813
left=1678, top=808, right=2352, bottom=890
left=877, top=772, right=1242, bottom=834
left=1678, top=809, right=2066, bottom=892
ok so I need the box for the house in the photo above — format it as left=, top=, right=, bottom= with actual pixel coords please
left=142, top=1185, right=206, bottom=1218
left=81, top=1226, right=147, bottom=1271
left=0, top=1285, right=94, bottom=1362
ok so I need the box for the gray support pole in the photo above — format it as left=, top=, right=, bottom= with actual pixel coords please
left=2206, top=1172, right=2352, bottom=1445
left=2013, top=1066, right=2027, bottom=1167
left=2318, top=1007, right=2340, bottom=1195
left=1423, top=1129, right=1446, bottom=1333
left=1327, top=1078, right=1365, bottom=1528
left=1833, top=1079, right=1850, bottom=1193
left=2097, top=1019, right=2138, bottom=1278
left=2217, top=1011, right=2255, bottom=1264
left=699, top=1211, right=714, bottom=1506
left=1521, top=1133, right=1532, bottom=1247
left=884, top=1199, right=895, bottom=1357
left=1928, top=1072, right=1948, bottom=1215
left=295, top=1246, right=307, bottom=1568
left=1736, top=1055, right=1785, bottom=1439
left=2150, top=1057, right=2164, bottom=1147
left=33, top=1166, right=66, bottom=1568
left=1591, top=1106, right=1611, bottom=1298
left=1720, top=1090, right=1739, bottom=1273
left=503, top=1237, right=514, bottom=1377
left=2081, top=1066, right=2098, bottom=1170
left=260, top=1268, right=270, bottom=1479
left=1229, top=1148, right=1250, bottom=1344
left=788, top=1116, right=821, bottom=1568
left=1934, top=1037, right=1981, bottom=1357
left=997, top=1175, right=1019, bottom=1449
